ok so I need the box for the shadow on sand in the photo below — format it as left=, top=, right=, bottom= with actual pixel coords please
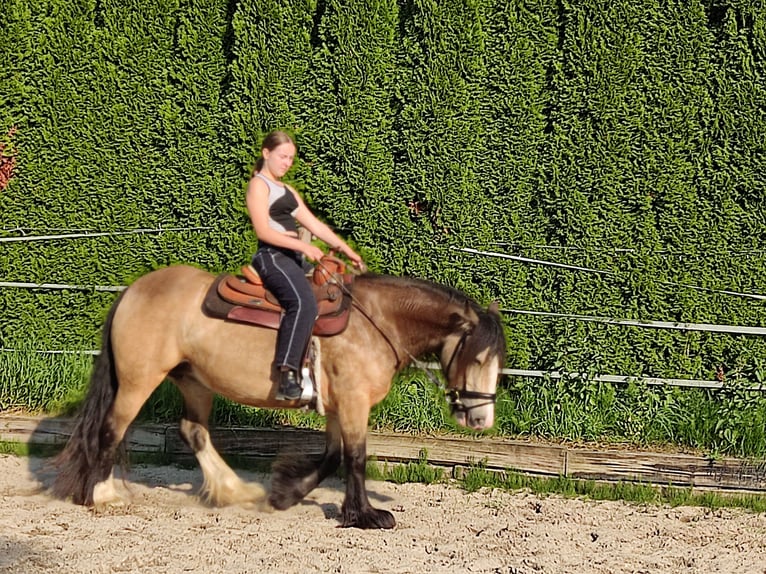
left=16, top=415, right=394, bottom=516
left=0, top=535, right=58, bottom=573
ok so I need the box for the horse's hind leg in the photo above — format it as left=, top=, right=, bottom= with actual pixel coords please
left=53, top=294, right=164, bottom=507
left=91, top=377, right=165, bottom=506
left=175, top=374, right=266, bottom=506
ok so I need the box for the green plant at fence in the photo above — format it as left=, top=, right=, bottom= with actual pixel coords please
left=367, top=448, right=446, bottom=485
left=496, top=372, right=766, bottom=459
left=13, top=351, right=766, bottom=459
left=458, top=460, right=766, bottom=513
left=0, top=344, right=92, bottom=414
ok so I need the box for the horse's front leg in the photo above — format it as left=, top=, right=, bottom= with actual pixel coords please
left=321, top=391, right=395, bottom=529
left=268, top=413, right=343, bottom=510
left=340, top=436, right=395, bottom=529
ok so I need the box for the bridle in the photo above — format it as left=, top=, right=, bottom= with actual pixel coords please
left=439, top=330, right=497, bottom=414
left=353, top=300, right=497, bottom=413
left=318, top=257, right=497, bottom=414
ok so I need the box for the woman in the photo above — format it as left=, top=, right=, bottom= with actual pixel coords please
left=247, top=131, right=364, bottom=400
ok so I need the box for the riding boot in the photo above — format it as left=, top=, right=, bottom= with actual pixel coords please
left=276, top=369, right=303, bottom=401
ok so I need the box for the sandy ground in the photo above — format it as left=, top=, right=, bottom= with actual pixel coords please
left=1, top=455, right=766, bottom=574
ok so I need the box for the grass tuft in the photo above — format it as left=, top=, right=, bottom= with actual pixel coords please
left=367, top=449, right=446, bottom=485
left=0, top=344, right=92, bottom=414
left=457, top=460, right=766, bottom=512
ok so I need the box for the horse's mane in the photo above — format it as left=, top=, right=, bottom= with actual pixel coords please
left=357, top=272, right=479, bottom=309
left=356, top=273, right=506, bottom=358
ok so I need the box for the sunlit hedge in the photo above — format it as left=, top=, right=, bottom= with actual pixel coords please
left=1, top=0, right=764, bottom=393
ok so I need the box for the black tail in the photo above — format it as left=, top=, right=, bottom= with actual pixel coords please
left=51, top=292, right=126, bottom=504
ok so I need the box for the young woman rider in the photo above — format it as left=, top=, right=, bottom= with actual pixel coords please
left=247, top=130, right=364, bottom=400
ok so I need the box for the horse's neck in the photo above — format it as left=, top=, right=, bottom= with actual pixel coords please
left=361, top=278, right=461, bottom=359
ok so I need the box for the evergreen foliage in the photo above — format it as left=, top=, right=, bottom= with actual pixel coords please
left=1, top=0, right=765, bottom=453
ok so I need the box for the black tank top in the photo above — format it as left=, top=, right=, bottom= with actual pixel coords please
left=255, top=172, right=298, bottom=234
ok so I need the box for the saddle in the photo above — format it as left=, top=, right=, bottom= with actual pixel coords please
left=202, top=255, right=354, bottom=336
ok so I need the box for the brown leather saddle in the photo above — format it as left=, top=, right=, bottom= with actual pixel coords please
left=202, top=255, right=354, bottom=336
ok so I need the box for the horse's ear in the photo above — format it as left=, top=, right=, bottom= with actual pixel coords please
left=462, top=301, right=480, bottom=329
left=488, top=301, right=500, bottom=316
left=449, top=301, right=479, bottom=332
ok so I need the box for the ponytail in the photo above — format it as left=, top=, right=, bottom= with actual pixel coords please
left=253, top=157, right=265, bottom=174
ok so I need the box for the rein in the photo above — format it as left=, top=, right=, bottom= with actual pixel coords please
left=349, top=298, right=404, bottom=367
left=315, top=256, right=405, bottom=367
left=316, top=257, right=496, bottom=412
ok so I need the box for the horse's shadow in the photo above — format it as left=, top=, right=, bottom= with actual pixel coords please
left=22, top=415, right=393, bottom=515
left=0, top=536, right=54, bottom=572
left=18, top=418, right=69, bottom=492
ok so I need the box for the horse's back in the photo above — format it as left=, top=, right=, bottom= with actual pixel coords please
left=126, top=265, right=214, bottom=302
left=110, top=266, right=216, bottom=366
left=117, top=264, right=216, bottom=326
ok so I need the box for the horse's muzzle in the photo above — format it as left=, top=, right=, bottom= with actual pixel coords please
left=446, top=389, right=496, bottom=430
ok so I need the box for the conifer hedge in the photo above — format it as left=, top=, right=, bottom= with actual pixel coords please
left=1, top=0, right=764, bottom=405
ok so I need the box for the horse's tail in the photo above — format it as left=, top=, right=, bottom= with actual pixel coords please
left=51, top=291, right=126, bottom=505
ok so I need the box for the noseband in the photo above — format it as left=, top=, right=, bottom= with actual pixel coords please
left=442, top=331, right=497, bottom=413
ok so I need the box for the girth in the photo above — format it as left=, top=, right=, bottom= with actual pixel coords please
left=202, top=256, right=354, bottom=336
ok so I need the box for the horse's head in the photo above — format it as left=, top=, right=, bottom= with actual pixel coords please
left=440, top=301, right=505, bottom=431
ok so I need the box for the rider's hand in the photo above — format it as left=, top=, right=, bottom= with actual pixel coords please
left=304, top=244, right=325, bottom=262
left=348, top=253, right=366, bottom=272
left=340, top=246, right=364, bottom=269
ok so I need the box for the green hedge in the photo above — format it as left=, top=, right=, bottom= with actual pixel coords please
left=1, top=0, right=765, bottom=440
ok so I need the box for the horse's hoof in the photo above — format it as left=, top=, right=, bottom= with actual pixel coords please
left=92, top=478, right=125, bottom=507
left=200, top=474, right=267, bottom=507
left=256, top=499, right=276, bottom=513
left=341, top=507, right=396, bottom=529
left=268, top=489, right=299, bottom=510
left=245, top=483, right=267, bottom=502
left=229, top=481, right=266, bottom=505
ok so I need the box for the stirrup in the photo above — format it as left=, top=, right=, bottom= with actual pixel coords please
left=299, top=366, right=315, bottom=403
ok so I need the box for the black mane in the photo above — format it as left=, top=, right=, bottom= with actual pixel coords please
left=358, top=272, right=476, bottom=307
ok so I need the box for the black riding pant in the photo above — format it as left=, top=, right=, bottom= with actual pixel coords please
left=251, top=244, right=317, bottom=372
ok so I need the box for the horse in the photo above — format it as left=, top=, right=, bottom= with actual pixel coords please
left=51, top=264, right=506, bottom=529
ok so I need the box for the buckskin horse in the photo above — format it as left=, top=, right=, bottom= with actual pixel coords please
left=52, top=260, right=506, bottom=529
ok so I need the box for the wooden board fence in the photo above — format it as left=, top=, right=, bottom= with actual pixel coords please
left=3, top=414, right=766, bottom=492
